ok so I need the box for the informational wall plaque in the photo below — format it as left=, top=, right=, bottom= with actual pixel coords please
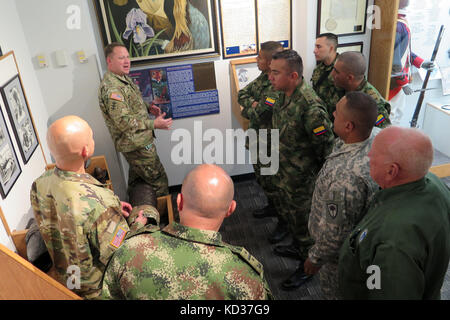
left=130, top=62, right=219, bottom=119
left=257, top=0, right=291, bottom=49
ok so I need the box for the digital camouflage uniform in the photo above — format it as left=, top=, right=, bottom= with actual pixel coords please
left=30, top=167, right=159, bottom=299
left=327, top=77, right=392, bottom=129
left=310, top=54, right=345, bottom=121
left=98, top=71, right=169, bottom=198
left=308, top=131, right=379, bottom=299
left=102, top=222, right=273, bottom=300
left=270, top=79, right=335, bottom=260
left=238, top=72, right=279, bottom=207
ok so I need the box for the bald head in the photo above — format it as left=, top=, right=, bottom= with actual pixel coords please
left=369, top=126, right=433, bottom=188
left=337, top=51, right=366, bottom=80
left=180, top=164, right=235, bottom=220
left=47, top=116, right=94, bottom=168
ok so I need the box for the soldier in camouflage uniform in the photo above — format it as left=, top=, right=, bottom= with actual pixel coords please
left=267, top=50, right=335, bottom=290
left=98, top=43, right=172, bottom=198
left=102, top=164, right=273, bottom=300
left=303, top=92, right=380, bottom=299
left=30, top=116, right=159, bottom=299
left=330, top=51, right=391, bottom=129
left=311, top=33, right=345, bottom=121
left=237, top=41, right=288, bottom=242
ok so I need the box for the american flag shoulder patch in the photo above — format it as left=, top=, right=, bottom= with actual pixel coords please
left=375, top=114, right=385, bottom=125
left=313, top=125, right=327, bottom=136
left=110, top=92, right=124, bottom=102
left=265, top=97, right=275, bottom=106
left=110, top=226, right=127, bottom=248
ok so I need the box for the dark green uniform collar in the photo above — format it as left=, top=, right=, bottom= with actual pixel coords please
left=162, top=222, right=224, bottom=247
left=373, top=175, right=428, bottom=205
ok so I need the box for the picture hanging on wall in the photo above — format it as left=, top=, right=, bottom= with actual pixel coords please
left=1, top=75, right=39, bottom=164
left=0, top=106, right=21, bottom=199
left=317, top=0, right=368, bottom=37
left=94, top=0, right=220, bottom=64
left=337, top=42, right=363, bottom=54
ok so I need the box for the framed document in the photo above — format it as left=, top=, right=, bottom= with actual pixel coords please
left=337, top=41, right=364, bottom=54
left=0, top=107, right=21, bottom=199
left=219, top=0, right=257, bottom=59
left=1, top=75, right=39, bottom=164
left=94, top=0, right=220, bottom=64
left=257, top=0, right=292, bottom=49
left=317, top=0, right=368, bottom=37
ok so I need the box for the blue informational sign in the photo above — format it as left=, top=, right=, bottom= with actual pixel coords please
left=130, top=64, right=220, bottom=120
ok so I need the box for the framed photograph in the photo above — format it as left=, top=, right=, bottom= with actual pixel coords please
left=317, top=0, right=368, bottom=37
left=0, top=107, right=21, bottom=199
left=1, top=75, right=39, bottom=164
left=94, top=0, right=220, bottom=64
left=337, top=41, right=363, bottom=54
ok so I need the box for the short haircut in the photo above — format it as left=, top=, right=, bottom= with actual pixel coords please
left=337, top=51, right=366, bottom=80
left=344, top=91, right=378, bottom=137
left=317, top=33, right=338, bottom=50
left=272, top=49, right=303, bottom=77
left=104, top=42, right=126, bottom=58
left=260, top=41, right=284, bottom=58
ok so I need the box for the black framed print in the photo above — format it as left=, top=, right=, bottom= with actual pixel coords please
left=337, top=41, right=364, bottom=54
left=0, top=107, right=21, bottom=199
left=1, top=75, right=39, bottom=164
left=317, top=0, right=368, bottom=37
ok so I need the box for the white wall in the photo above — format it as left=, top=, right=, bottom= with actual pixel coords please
left=0, top=0, right=51, bottom=250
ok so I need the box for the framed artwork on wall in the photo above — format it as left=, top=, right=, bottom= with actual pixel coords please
left=94, top=0, right=220, bottom=64
left=337, top=41, right=364, bottom=54
left=317, top=0, right=368, bottom=37
left=1, top=75, right=39, bottom=164
left=0, top=107, right=21, bottom=199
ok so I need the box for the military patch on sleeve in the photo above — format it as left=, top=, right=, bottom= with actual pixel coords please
left=110, top=226, right=127, bottom=248
left=110, top=92, right=124, bottom=102
left=264, top=97, right=275, bottom=106
left=327, top=203, right=338, bottom=219
left=313, top=125, right=327, bottom=136
left=375, top=114, right=385, bottom=126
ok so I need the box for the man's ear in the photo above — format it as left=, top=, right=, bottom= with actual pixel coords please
left=177, top=193, right=183, bottom=212
left=81, top=145, right=89, bottom=159
left=386, top=163, right=400, bottom=183
left=290, top=71, right=299, bottom=81
left=345, top=120, right=355, bottom=133
left=225, top=200, right=236, bottom=218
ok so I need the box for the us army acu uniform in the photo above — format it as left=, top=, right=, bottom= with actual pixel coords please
left=238, top=72, right=279, bottom=208
left=310, top=53, right=345, bottom=121
left=339, top=173, right=450, bottom=299
left=327, top=77, right=392, bottom=128
left=102, top=222, right=273, bottom=300
left=270, top=79, right=334, bottom=260
left=308, top=130, right=379, bottom=299
left=30, top=168, right=159, bottom=299
left=98, top=71, right=169, bottom=198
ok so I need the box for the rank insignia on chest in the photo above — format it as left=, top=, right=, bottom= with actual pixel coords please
left=110, top=92, right=124, bottom=102
left=375, top=114, right=385, bottom=126
left=313, top=125, right=327, bottom=136
left=265, top=97, right=275, bottom=106
left=327, top=203, right=338, bottom=219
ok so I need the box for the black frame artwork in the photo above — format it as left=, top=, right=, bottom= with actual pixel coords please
left=1, top=75, right=39, bottom=164
left=0, top=106, right=21, bottom=199
left=94, top=0, right=220, bottom=64
left=317, top=0, right=369, bottom=37
left=337, top=41, right=364, bottom=54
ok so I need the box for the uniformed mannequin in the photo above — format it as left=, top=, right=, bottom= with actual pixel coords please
left=339, top=126, right=450, bottom=299
left=30, top=116, right=155, bottom=299
left=102, top=164, right=273, bottom=300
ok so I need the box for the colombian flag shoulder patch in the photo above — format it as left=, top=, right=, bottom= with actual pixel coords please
left=265, top=97, right=275, bottom=106
left=313, top=125, right=327, bottom=136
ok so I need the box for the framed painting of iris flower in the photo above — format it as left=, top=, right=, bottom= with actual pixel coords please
left=94, top=0, right=220, bottom=64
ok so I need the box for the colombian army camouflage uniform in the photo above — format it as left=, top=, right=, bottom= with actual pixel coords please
left=310, top=54, right=345, bottom=121
left=308, top=131, right=379, bottom=299
left=326, top=77, right=392, bottom=129
left=270, top=79, right=335, bottom=260
left=238, top=72, right=279, bottom=206
left=30, top=168, right=159, bottom=299
left=102, top=222, right=273, bottom=300
left=98, top=71, right=169, bottom=197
